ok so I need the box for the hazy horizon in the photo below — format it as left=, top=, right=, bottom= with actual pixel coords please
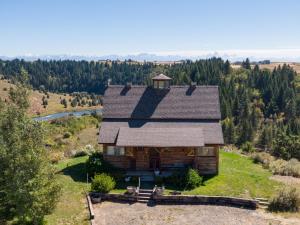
left=1, top=0, right=300, bottom=61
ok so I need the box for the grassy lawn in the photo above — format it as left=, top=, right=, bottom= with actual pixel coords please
left=45, top=156, right=90, bottom=225
left=182, top=151, right=283, bottom=198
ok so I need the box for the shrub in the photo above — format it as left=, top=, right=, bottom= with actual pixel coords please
left=154, top=176, right=164, bottom=186
left=165, top=169, right=187, bottom=189
left=284, top=159, right=300, bottom=177
left=241, top=142, right=254, bottom=153
left=110, top=171, right=125, bottom=183
left=50, top=152, right=63, bottom=164
left=269, top=158, right=300, bottom=177
left=269, top=159, right=287, bottom=175
left=63, top=132, right=71, bottom=139
left=86, top=152, right=118, bottom=177
left=251, top=152, right=275, bottom=168
left=73, top=150, right=88, bottom=157
left=165, top=168, right=203, bottom=190
left=91, top=173, right=116, bottom=193
left=268, top=187, right=300, bottom=212
left=185, top=168, right=203, bottom=190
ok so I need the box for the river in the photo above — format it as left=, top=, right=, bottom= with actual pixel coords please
left=33, top=109, right=102, bottom=122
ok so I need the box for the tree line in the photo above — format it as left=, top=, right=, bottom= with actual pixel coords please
left=0, top=58, right=300, bottom=159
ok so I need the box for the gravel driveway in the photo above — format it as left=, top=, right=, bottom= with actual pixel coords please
left=92, top=201, right=299, bottom=225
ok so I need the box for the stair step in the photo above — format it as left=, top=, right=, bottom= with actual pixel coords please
left=137, top=199, right=149, bottom=203
left=258, top=201, right=270, bottom=206
left=138, top=196, right=151, bottom=200
left=139, top=192, right=152, bottom=197
left=256, top=197, right=268, bottom=201
left=139, top=189, right=153, bottom=193
left=259, top=205, right=268, bottom=209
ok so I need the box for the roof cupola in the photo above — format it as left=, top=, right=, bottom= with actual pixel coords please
left=152, top=73, right=172, bottom=89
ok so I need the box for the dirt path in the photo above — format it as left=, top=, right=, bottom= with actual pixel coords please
left=93, top=202, right=300, bottom=225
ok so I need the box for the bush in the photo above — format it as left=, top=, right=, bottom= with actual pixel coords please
left=269, top=159, right=287, bottom=175
left=91, top=173, right=116, bottom=193
left=154, top=176, right=164, bottom=186
left=268, top=187, right=300, bottom=212
left=73, top=150, right=88, bottom=157
left=165, top=169, right=187, bottom=189
left=50, top=152, right=63, bottom=164
left=241, top=142, right=254, bottom=153
left=285, top=159, right=300, bottom=177
left=165, top=168, right=202, bottom=190
left=63, top=132, right=71, bottom=139
left=110, top=171, right=125, bottom=183
left=269, top=158, right=300, bottom=177
left=251, top=152, right=275, bottom=168
left=185, top=168, right=203, bottom=190
left=86, top=152, right=118, bottom=177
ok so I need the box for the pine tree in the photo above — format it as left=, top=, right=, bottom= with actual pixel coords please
left=0, top=69, right=60, bottom=224
left=242, top=58, right=251, bottom=70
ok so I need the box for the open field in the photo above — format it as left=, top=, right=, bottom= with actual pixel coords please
left=0, top=79, right=100, bottom=116
left=232, top=62, right=300, bottom=74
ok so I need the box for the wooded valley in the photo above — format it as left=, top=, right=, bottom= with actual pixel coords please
left=0, top=58, right=299, bottom=159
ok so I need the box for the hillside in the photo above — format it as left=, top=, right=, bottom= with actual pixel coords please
left=0, top=79, right=101, bottom=116
left=232, top=62, right=300, bottom=74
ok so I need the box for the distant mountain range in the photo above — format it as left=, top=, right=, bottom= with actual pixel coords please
left=1, top=50, right=300, bottom=62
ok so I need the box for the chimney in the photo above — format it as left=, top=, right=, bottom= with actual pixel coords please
left=126, top=82, right=132, bottom=88
left=107, top=78, right=112, bottom=86
left=190, top=82, right=196, bottom=88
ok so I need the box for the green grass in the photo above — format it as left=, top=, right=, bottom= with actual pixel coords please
left=45, top=156, right=90, bottom=225
left=182, top=151, right=283, bottom=198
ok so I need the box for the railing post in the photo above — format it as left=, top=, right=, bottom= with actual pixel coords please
left=138, top=176, right=141, bottom=189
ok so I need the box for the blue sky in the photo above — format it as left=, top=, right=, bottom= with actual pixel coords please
left=1, top=0, right=300, bottom=58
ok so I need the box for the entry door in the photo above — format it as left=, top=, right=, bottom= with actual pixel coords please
left=149, top=148, right=160, bottom=170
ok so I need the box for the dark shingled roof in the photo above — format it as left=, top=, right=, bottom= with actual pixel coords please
left=102, top=86, right=221, bottom=120
left=152, top=73, right=172, bottom=80
left=99, top=120, right=224, bottom=145
left=116, top=127, right=204, bottom=147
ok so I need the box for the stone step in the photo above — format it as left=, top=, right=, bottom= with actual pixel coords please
left=139, top=189, right=153, bottom=193
left=138, top=196, right=151, bottom=200
left=258, top=201, right=270, bottom=206
left=256, top=197, right=268, bottom=201
left=137, top=199, right=149, bottom=203
left=138, top=193, right=152, bottom=197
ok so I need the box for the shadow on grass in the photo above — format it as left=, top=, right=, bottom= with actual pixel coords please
left=59, top=162, right=87, bottom=183
left=201, top=174, right=217, bottom=186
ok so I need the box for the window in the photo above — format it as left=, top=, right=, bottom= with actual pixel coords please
left=195, top=147, right=215, bottom=156
left=158, top=81, right=164, bottom=89
left=153, top=80, right=170, bottom=89
left=106, top=146, right=125, bottom=156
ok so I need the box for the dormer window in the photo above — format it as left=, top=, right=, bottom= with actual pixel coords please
left=152, top=73, right=172, bottom=89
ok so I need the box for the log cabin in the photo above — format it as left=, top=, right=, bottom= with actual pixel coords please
left=98, top=74, right=224, bottom=175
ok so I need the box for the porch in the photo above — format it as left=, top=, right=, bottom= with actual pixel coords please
left=103, top=145, right=219, bottom=175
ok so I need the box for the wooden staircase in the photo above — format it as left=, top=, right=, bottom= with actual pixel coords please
left=255, top=197, right=269, bottom=209
left=137, top=189, right=153, bottom=203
